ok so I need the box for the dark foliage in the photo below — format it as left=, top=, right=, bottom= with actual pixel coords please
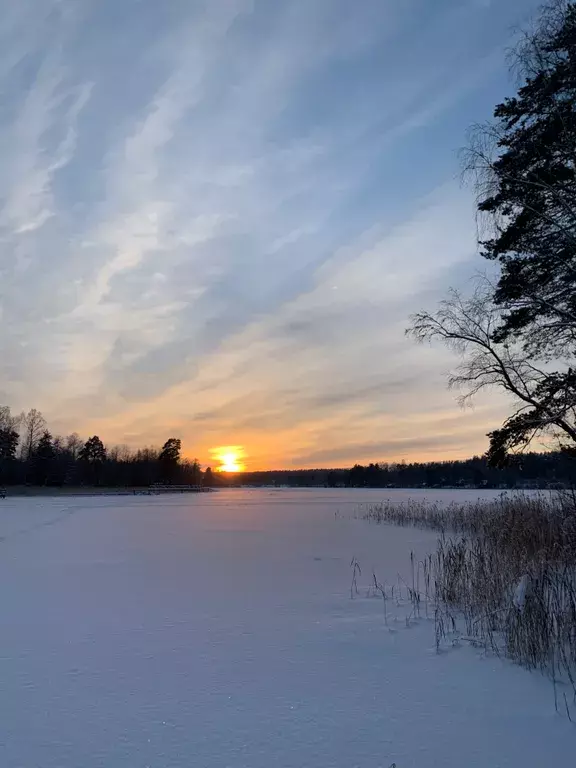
left=412, top=2, right=576, bottom=465
left=158, top=438, right=182, bottom=483
left=474, top=1, right=576, bottom=355
left=236, top=452, right=576, bottom=489
left=159, top=438, right=181, bottom=463
left=79, top=436, right=107, bottom=485
left=32, top=431, right=57, bottom=486
left=0, top=428, right=19, bottom=461
left=0, top=427, right=19, bottom=483
left=0, top=404, right=208, bottom=489
left=79, top=435, right=107, bottom=464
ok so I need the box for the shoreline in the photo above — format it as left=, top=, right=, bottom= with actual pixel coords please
left=0, top=486, right=215, bottom=498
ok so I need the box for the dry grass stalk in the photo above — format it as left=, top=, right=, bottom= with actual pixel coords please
left=362, top=493, right=576, bottom=702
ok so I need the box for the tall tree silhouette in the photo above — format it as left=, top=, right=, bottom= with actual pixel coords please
left=203, top=466, right=214, bottom=487
left=21, top=409, right=46, bottom=460
left=158, top=438, right=181, bottom=484
left=411, top=1, right=576, bottom=464
left=65, top=433, right=83, bottom=460
left=467, top=1, right=576, bottom=358
left=0, top=427, right=19, bottom=484
left=79, top=436, right=107, bottom=485
left=0, top=428, right=19, bottom=460
left=33, top=431, right=56, bottom=486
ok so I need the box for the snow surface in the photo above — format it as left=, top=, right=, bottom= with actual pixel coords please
left=0, top=488, right=574, bottom=767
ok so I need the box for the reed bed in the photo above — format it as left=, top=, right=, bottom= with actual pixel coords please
left=362, top=493, right=576, bottom=708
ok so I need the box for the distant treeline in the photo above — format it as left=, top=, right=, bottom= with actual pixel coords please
left=238, top=453, right=576, bottom=490
left=2, top=406, right=575, bottom=490
left=0, top=406, right=209, bottom=488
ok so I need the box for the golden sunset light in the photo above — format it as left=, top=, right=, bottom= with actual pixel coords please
left=2, top=2, right=575, bottom=764
left=210, top=446, right=246, bottom=473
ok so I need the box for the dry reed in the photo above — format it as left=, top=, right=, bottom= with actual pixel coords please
left=362, top=493, right=576, bottom=705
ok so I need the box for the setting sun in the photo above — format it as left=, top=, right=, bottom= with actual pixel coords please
left=220, top=453, right=242, bottom=472
left=210, top=446, right=246, bottom=473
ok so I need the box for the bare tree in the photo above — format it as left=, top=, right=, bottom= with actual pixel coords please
left=21, top=409, right=47, bottom=460
left=407, top=284, right=576, bottom=465
left=116, top=444, right=133, bottom=462
left=106, top=444, right=120, bottom=462
left=0, top=406, right=21, bottom=432
left=65, top=432, right=83, bottom=460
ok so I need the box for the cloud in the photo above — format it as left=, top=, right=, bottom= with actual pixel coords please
left=0, top=3, right=91, bottom=238
left=0, top=0, right=539, bottom=466
left=291, top=435, right=482, bottom=468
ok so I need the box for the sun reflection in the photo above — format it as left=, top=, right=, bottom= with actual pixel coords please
left=211, top=446, right=246, bottom=473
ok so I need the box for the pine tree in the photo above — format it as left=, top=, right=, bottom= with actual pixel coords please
left=158, top=438, right=181, bottom=484
left=435, top=0, right=576, bottom=462
left=33, top=431, right=56, bottom=485
left=470, top=1, right=576, bottom=357
left=190, top=459, right=201, bottom=485
left=79, top=436, right=107, bottom=485
left=0, top=427, right=19, bottom=484
left=0, top=428, right=19, bottom=461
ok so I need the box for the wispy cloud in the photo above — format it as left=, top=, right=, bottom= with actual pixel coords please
left=0, top=3, right=91, bottom=238
left=0, top=0, right=540, bottom=466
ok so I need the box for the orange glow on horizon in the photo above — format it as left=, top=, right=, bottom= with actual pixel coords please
left=210, top=446, right=246, bottom=473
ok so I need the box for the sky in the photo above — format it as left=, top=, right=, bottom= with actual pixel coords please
left=0, top=0, right=543, bottom=470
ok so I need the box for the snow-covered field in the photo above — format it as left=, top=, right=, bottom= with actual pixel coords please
left=1, top=488, right=574, bottom=767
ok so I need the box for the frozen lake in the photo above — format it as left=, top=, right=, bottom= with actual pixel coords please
left=0, top=488, right=573, bottom=767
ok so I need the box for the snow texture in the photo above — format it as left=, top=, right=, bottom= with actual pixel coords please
left=513, top=574, right=531, bottom=612
left=0, top=488, right=574, bottom=767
